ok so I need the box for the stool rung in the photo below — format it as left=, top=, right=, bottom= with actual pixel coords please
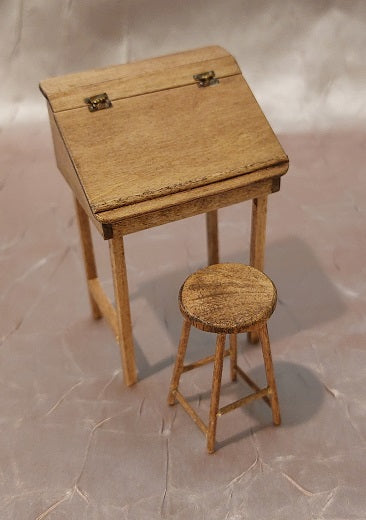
left=217, top=387, right=270, bottom=416
left=175, top=391, right=208, bottom=435
left=236, top=365, right=271, bottom=407
left=182, top=349, right=230, bottom=373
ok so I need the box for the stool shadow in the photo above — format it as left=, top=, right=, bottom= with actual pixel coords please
left=172, top=360, right=323, bottom=449
left=216, top=360, right=325, bottom=449
left=130, top=236, right=345, bottom=380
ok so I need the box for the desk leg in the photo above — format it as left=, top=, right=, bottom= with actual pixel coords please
left=249, top=196, right=268, bottom=343
left=74, top=198, right=101, bottom=320
left=109, top=234, right=137, bottom=386
left=206, top=210, right=219, bottom=265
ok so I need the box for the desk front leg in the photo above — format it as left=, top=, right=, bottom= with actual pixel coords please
left=109, top=234, right=137, bottom=386
left=249, top=195, right=268, bottom=343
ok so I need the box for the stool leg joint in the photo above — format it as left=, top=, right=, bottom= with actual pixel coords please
left=169, top=310, right=281, bottom=452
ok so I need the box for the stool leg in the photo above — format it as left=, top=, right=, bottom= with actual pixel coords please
left=258, top=323, right=281, bottom=426
left=229, top=334, right=237, bottom=382
left=168, top=319, right=191, bottom=405
left=249, top=196, right=267, bottom=343
left=74, top=197, right=101, bottom=320
left=207, top=333, right=226, bottom=453
left=206, top=210, right=219, bottom=265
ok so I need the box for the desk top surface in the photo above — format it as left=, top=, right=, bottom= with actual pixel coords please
left=41, top=46, right=288, bottom=224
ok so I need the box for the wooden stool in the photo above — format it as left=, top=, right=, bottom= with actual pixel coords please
left=168, top=263, right=281, bottom=453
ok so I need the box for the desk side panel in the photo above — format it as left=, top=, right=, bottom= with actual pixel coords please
left=47, top=104, right=112, bottom=239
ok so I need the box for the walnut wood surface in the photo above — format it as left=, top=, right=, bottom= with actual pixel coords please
left=40, top=46, right=231, bottom=112
left=249, top=195, right=268, bottom=343
left=207, top=333, right=226, bottom=453
left=179, top=263, right=277, bottom=333
left=74, top=198, right=101, bottom=319
left=48, top=105, right=111, bottom=238
left=258, top=323, right=281, bottom=425
left=54, top=75, right=287, bottom=215
left=42, top=55, right=239, bottom=113
left=109, top=235, right=137, bottom=386
left=41, top=46, right=288, bottom=389
left=97, top=171, right=282, bottom=232
left=206, top=211, right=219, bottom=265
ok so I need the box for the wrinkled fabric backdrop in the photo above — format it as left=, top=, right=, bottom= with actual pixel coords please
left=1, top=1, right=366, bottom=519
left=1, top=0, right=365, bottom=131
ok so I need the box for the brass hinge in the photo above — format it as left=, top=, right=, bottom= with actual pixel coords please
left=193, top=71, right=219, bottom=87
left=85, top=93, right=112, bottom=112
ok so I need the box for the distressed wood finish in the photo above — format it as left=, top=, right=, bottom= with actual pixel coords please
left=207, top=333, right=226, bottom=453
left=182, top=349, right=230, bottom=373
left=88, top=279, right=118, bottom=336
left=106, top=176, right=280, bottom=236
left=40, top=46, right=232, bottom=112
left=42, top=54, right=239, bottom=113
left=74, top=197, right=101, bottom=319
left=169, top=263, right=281, bottom=453
left=168, top=319, right=191, bottom=405
left=258, top=323, right=281, bottom=425
left=109, top=235, right=137, bottom=386
left=250, top=196, right=268, bottom=272
left=206, top=211, right=219, bottom=265
left=249, top=195, right=268, bottom=343
left=41, top=46, right=289, bottom=387
left=52, top=75, right=287, bottom=215
left=229, top=334, right=237, bottom=382
left=179, top=263, right=277, bottom=334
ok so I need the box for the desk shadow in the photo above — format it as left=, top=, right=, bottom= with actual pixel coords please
left=264, top=236, right=346, bottom=341
left=130, top=236, right=345, bottom=380
left=217, top=360, right=324, bottom=449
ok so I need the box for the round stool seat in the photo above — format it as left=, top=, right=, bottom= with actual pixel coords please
left=179, top=263, right=277, bottom=334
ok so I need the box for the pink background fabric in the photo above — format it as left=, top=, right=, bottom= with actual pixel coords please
left=1, top=2, right=366, bottom=518
left=1, top=0, right=365, bottom=131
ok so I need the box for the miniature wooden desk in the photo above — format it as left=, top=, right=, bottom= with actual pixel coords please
left=40, top=46, right=289, bottom=386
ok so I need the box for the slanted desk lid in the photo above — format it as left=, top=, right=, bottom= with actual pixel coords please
left=41, top=47, right=288, bottom=215
left=40, top=46, right=238, bottom=112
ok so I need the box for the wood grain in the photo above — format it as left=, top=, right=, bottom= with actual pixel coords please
left=74, top=198, right=101, bottom=319
left=88, top=278, right=118, bottom=336
left=249, top=195, right=268, bottom=343
left=40, top=46, right=230, bottom=109
left=54, top=75, right=288, bottom=214
left=42, top=45, right=289, bottom=392
left=168, top=319, right=191, bottom=405
left=207, top=333, right=226, bottom=453
left=179, top=263, right=277, bottom=334
left=229, top=334, right=237, bottom=382
left=206, top=210, right=219, bottom=265
left=48, top=105, right=111, bottom=238
left=250, top=196, right=267, bottom=272
left=42, top=55, right=239, bottom=113
left=182, top=349, right=230, bottom=373
left=109, top=234, right=137, bottom=386
left=217, top=386, right=270, bottom=416
left=174, top=391, right=208, bottom=436
left=258, top=323, right=281, bottom=425
left=103, top=176, right=281, bottom=235
left=169, top=262, right=281, bottom=452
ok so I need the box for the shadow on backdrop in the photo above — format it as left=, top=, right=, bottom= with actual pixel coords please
left=216, top=360, right=325, bottom=449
